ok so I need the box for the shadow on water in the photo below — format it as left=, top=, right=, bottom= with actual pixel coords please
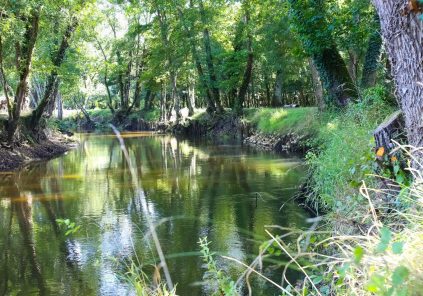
left=0, top=132, right=309, bottom=295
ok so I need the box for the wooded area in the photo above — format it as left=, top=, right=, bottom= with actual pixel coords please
left=1, top=0, right=423, bottom=295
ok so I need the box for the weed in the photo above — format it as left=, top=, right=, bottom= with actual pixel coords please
left=198, top=237, right=239, bottom=296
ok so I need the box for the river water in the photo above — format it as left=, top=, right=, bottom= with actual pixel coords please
left=0, top=132, right=308, bottom=295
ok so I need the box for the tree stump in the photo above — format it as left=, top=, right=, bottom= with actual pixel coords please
left=374, top=110, right=407, bottom=195
left=374, top=110, right=405, bottom=154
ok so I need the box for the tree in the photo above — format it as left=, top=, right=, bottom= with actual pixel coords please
left=30, top=16, right=78, bottom=131
left=234, top=0, right=254, bottom=114
left=361, top=13, right=382, bottom=88
left=197, top=0, right=223, bottom=113
left=0, top=6, right=40, bottom=142
left=177, top=3, right=216, bottom=113
left=288, top=0, right=359, bottom=108
left=372, top=0, right=423, bottom=161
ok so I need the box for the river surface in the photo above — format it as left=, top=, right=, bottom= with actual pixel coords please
left=0, top=132, right=308, bottom=295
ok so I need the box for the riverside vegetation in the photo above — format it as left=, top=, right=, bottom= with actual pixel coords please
left=0, top=0, right=423, bottom=295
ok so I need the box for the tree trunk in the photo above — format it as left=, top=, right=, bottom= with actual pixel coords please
left=272, top=70, right=283, bottom=106
left=178, top=5, right=216, bottom=113
left=97, top=39, right=115, bottom=114
left=6, top=10, right=40, bottom=142
left=264, top=72, right=271, bottom=106
left=133, top=79, right=142, bottom=110
left=160, top=84, right=166, bottom=122
left=361, top=13, right=382, bottom=88
left=170, top=70, right=180, bottom=121
left=198, top=0, right=223, bottom=113
left=288, top=0, right=358, bottom=108
left=143, top=89, right=151, bottom=111
left=235, top=1, right=253, bottom=115
left=156, top=6, right=181, bottom=122
left=57, top=92, right=63, bottom=120
left=348, top=49, right=359, bottom=84
left=372, top=0, right=423, bottom=164
left=309, top=58, right=325, bottom=111
left=46, top=82, right=59, bottom=117
left=312, top=45, right=358, bottom=108
left=186, top=87, right=194, bottom=116
left=31, top=17, right=77, bottom=129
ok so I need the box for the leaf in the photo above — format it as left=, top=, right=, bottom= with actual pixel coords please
left=396, top=172, right=405, bottom=184
left=392, top=242, right=404, bottom=255
left=392, top=266, right=409, bottom=286
left=393, top=164, right=400, bottom=175
left=353, top=246, right=364, bottom=264
left=366, top=274, right=385, bottom=293
left=380, top=227, right=392, bottom=243
left=376, top=227, right=391, bottom=253
left=335, top=277, right=344, bottom=286
left=338, top=263, right=350, bottom=277
left=312, top=275, right=323, bottom=285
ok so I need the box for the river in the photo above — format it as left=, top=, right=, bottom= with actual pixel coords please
left=0, top=132, right=308, bottom=295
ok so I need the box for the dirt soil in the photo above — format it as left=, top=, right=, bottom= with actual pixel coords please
left=0, top=132, right=76, bottom=171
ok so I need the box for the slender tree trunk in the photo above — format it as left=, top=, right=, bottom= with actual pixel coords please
left=170, top=70, right=180, bottom=121
left=160, top=84, right=166, bottom=122
left=273, top=70, right=283, bottom=106
left=361, top=13, right=382, bottom=88
left=198, top=0, right=223, bottom=113
left=57, top=92, right=63, bottom=120
left=186, top=87, right=194, bottom=116
left=348, top=49, right=359, bottom=84
left=31, top=17, right=77, bottom=129
left=144, top=89, right=152, bottom=111
left=133, top=79, right=142, bottom=110
left=372, top=0, right=423, bottom=164
left=156, top=6, right=181, bottom=122
left=46, top=82, right=59, bottom=117
left=309, top=58, right=325, bottom=111
left=235, top=1, right=253, bottom=115
left=264, top=72, right=271, bottom=106
left=178, top=5, right=216, bottom=113
left=97, top=40, right=115, bottom=114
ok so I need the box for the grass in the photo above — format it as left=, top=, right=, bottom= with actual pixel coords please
left=244, top=107, right=318, bottom=137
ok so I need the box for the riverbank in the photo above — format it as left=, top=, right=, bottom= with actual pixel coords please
left=7, top=92, right=417, bottom=294
left=0, top=130, right=75, bottom=171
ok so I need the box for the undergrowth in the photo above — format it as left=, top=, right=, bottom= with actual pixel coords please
left=306, top=86, right=396, bottom=214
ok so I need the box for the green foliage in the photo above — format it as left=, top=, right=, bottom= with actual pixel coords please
left=121, top=261, right=177, bottom=296
left=306, top=87, right=395, bottom=210
left=198, top=237, right=238, bottom=296
left=56, top=218, right=81, bottom=236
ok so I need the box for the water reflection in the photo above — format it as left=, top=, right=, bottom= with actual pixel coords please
left=0, top=133, right=308, bottom=295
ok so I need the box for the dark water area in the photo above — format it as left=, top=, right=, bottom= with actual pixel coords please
left=0, top=132, right=309, bottom=295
